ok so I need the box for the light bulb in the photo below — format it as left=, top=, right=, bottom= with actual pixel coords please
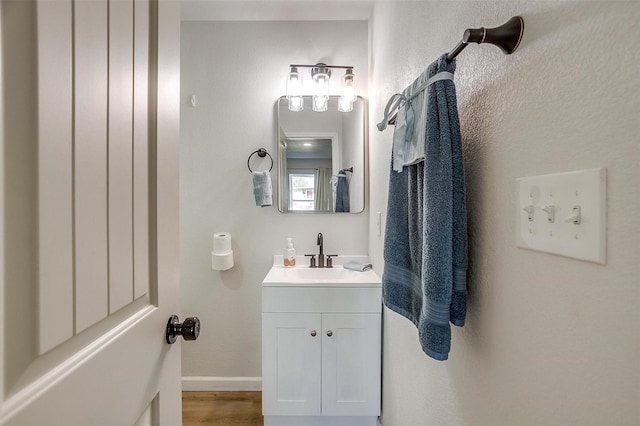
left=313, top=96, right=328, bottom=112
left=341, top=69, right=356, bottom=103
left=338, top=96, right=353, bottom=112
left=288, top=95, right=303, bottom=112
left=311, top=64, right=330, bottom=112
left=286, top=67, right=303, bottom=111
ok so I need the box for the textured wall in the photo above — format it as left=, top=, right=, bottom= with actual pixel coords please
left=368, top=1, right=639, bottom=425
left=180, top=21, right=368, bottom=379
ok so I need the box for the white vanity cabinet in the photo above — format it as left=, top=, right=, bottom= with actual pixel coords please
left=262, top=274, right=382, bottom=426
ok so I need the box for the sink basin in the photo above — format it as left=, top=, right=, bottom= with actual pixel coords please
left=262, top=265, right=381, bottom=286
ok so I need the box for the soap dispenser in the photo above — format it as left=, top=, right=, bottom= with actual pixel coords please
left=284, top=238, right=296, bottom=267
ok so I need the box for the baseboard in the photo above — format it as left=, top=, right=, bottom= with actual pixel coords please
left=181, top=376, right=262, bottom=391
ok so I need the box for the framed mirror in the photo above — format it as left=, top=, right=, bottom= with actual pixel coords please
left=276, top=96, right=366, bottom=213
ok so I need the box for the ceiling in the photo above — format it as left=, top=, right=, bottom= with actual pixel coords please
left=181, top=0, right=374, bottom=21
left=286, top=139, right=333, bottom=160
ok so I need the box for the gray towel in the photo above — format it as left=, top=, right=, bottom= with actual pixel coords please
left=252, top=171, right=272, bottom=207
left=382, top=54, right=468, bottom=361
left=343, top=261, right=372, bottom=272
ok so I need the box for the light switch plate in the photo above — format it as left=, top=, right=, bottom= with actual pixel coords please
left=516, top=168, right=606, bottom=264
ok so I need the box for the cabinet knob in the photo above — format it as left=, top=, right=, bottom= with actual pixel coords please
left=326, top=330, right=333, bottom=337
left=310, top=330, right=317, bottom=337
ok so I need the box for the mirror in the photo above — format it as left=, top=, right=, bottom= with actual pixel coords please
left=276, top=96, right=366, bottom=213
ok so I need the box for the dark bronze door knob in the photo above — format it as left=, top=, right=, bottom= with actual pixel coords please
left=166, top=315, right=200, bottom=344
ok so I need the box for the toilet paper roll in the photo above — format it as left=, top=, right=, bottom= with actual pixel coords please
left=212, top=251, right=234, bottom=271
left=213, top=232, right=232, bottom=254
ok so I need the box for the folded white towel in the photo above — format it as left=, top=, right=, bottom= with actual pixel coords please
left=343, top=261, right=373, bottom=272
left=252, top=171, right=272, bottom=207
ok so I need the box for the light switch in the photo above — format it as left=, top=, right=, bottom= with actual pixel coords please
left=516, top=168, right=606, bottom=264
left=522, top=204, right=534, bottom=221
left=541, top=205, right=555, bottom=223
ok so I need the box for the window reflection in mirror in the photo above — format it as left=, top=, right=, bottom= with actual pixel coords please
left=289, top=172, right=316, bottom=211
left=277, top=96, right=366, bottom=213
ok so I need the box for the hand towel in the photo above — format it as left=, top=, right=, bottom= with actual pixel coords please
left=377, top=72, right=454, bottom=172
left=382, top=54, right=468, bottom=361
left=343, top=261, right=372, bottom=272
left=252, top=171, right=272, bottom=207
left=335, top=170, right=350, bottom=212
left=391, top=106, right=408, bottom=172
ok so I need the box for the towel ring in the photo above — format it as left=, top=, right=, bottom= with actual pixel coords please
left=247, top=148, right=273, bottom=173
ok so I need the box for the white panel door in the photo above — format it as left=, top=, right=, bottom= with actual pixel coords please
left=322, top=313, right=381, bottom=417
left=262, top=313, right=322, bottom=416
left=0, top=0, right=182, bottom=424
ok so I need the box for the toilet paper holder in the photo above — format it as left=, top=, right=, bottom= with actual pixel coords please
left=212, top=232, right=234, bottom=271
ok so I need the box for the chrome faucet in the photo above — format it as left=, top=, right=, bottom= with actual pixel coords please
left=317, top=233, right=324, bottom=268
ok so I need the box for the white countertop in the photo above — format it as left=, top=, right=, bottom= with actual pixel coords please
left=263, top=262, right=381, bottom=287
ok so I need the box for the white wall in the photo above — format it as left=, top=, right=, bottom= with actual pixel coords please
left=180, top=20, right=368, bottom=382
left=369, top=1, right=639, bottom=426
left=342, top=99, right=365, bottom=212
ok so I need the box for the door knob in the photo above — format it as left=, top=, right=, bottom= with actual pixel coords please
left=326, top=330, right=333, bottom=337
left=166, top=315, right=200, bottom=344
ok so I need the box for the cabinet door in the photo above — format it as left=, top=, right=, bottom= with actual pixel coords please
left=262, top=313, right=322, bottom=416
left=322, top=313, right=381, bottom=416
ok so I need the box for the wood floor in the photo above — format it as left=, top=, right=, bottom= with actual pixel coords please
left=182, top=391, right=263, bottom=426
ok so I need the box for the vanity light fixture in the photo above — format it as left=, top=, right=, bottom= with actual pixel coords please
left=286, top=63, right=356, bottom=112
left=286, top=66, right=303, bottom=112
left=311, top=64, right=330, bottom=112
left=338, top=68, right=355, bottom=112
